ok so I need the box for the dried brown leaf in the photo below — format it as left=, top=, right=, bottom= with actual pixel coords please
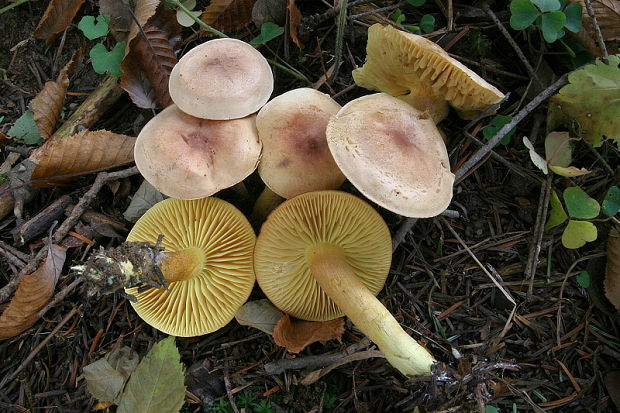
left=33, top=0, right=86, bottom=44
left=31, top=48, right=84, bottom=140
left=605, top=371, right=620, bottom=411
left=252, top=0, right=287, bottom=27
left=126, top=0, right=161, bottom=53
left=29, top=130, right=136, bottom=187
left=201, top=0, right=257, bottom=34
left=99, top=0, right=133, bottom=42
left=604, top=228, right=620, bottom=311
left=121, top=24, right=178, bottom=108
left=288, top=0, right=303, bottom=49
left=0, top=245, right=66, bottom=340
left=273, top=315, right=345, bottom=354
left=570, top=0, right=620, bottom=56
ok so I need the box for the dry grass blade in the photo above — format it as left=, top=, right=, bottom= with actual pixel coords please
left=121, top=25, right=178, bottom=108
left=29, top=130, right=136, bottom=187
left=604, top=227, right=620, bottom=311
left=31, top=48, right=84, bottom=140
left=0, top=245, right=66, bottom=340
left=33, top=0, right=86, bottom=44
left=201, top=0, right=257, bottom=34
left=273, top=315, right=344, bottom=354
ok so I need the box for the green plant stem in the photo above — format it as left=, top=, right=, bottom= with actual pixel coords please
left=330, top=0, right=348, bottom=82
left=170, top=0, right=228, bottom=38
left=0, top=0, right=30, bottom=15
left=267, top=59, right=311, bottom=84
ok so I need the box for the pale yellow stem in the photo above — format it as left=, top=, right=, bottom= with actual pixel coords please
left=159, top=246, right=204, bottom=283
left=250, top=186, right=285, bottom=226
left=308, top=248, right=435, bottom=376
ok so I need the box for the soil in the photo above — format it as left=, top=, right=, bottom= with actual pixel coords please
left=0, top=1, right=619, bottom=413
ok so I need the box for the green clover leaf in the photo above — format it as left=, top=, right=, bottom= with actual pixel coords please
left=90, top=42, right=125, bottom=77
left=532, top=0, right=561, bottom=12
left=563, top=2, right=582, bottom=33
left=563, top=187, right=600, bottom=219
left=420, top=14, right=435, bottom=34
left=250, top=22, right=284, bottom=46
left=482, top=115, right=515, bottom=145
left=562, top=220, right=597, bottom=248
left=602, top=186, right=620, bottom=217
left=546, top=190, right=568, bottom=230
left=537, top=11, right=566, bottom=43
left=575, top=270, right=591, bottom=288
left=406, top=0, right=426, bottom=6
left=8, top=110, right=42, bottom=145
left=510, top=0, right=540, bottom=30
left=78, top=15, right=110, bottom=40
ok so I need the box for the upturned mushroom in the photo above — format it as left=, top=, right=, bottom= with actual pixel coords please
left=326, top=93, right=454, bottom=218
left=125, top=197, right=256, bottom=337
left=134, top=104, right=262, bottom=200
left=169, top=38, right=274, bottom=120
left=254, top=190, right=436, bottom=375
left=353, top=24, right=505, bottom=122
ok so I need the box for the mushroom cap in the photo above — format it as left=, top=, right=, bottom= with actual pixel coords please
left=169, top=38, right=274, bottom=120
left=254, top=190, right=392, bottom=321
left=256, top=88, right=345, bottom=198
left=326, top=93, right=454, bottom=218
left=134, top=104, right=262, bottom=200
left=125, top=197, right=256, bottom=337
left=352, top=24, right=505, bottom=122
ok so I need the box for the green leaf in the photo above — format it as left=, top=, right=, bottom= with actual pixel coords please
left=576, top=270, right=591, bottom=288
left=563, top=187, right=600, bottom=219
left=602, top=186, right=620, bottom=216
left=547, top=55, right=620, bottom=147
left=78, top=15, right=110, bottom=40
left=562, top=219, right=597, bottom=248
left=117, top=336, right=185, bottom=413
left=563, top=2, right=582, bottom=33
left=485, top=406, right=500, bottom=413
left=8, top=110, right=42, bottom=145
left=90, top=42, right=125, bottom=77
left=406, top=0, right=426, bottom=6
left=419, top=14, right=435, bottom=34
left=537, top=11, right=566, bottom=43
left=250, top=22, right=284, bottom=46
left=510, top=0, right=540, bottom=30
left=482, top=115, right=515, bottom=145
left=532, top=0, right=561, bottom=12
left=83, top=347, right=139, bottom=403
left=546, top=190, right=568, bottom=230
left=403, top=24, right=421, bottom=33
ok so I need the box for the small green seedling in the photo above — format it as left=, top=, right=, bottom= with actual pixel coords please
left=8, top=109, right=42, bottom=145
left=546, top=187, right=602, bottom=249
left=391, top=2, right=436, bottom=34
left=576, top=270, right=591, bottom=288
left=78, top=14, right=124, bottom=77
left=482, top=115, right=515, bottom=145
left=252, top=399, right=276, bottom=413
left=250, top=22, right=284, bottom=45
left=212, top=398, right=234, bottom=413
left=236, top=390, right=258, bottom=408
left=509, top=0, right=582, bottom=43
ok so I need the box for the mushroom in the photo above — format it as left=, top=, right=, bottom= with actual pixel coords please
left=326, top=93, right=454, bottom=218
left=254, top=190, right=436, bottom=375
left=134, top=104, right=262, bottom=200
left=353, top=24, right=505, bottom=122
left=169, top=38, right=274, bottom=120
left=250, top=88, right=345, bottom=221
left=125, top=197, right=256, bottom=337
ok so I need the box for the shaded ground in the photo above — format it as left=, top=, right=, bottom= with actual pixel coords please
left=1, top=1, right=619, bottom=412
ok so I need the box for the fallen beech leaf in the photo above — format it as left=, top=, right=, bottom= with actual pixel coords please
left=83, top=346, right=140, bottom=403
left=33, top=0, right=86, bottom=44
left=126, top=0, right=160, bottom=51
left=121, top=24, right=178, bottom=108
left=29, top=130, right=136, bottom=187
left=123, top=181, right=165, bottom=223
left=235, top=299, right=284, bottom=335
left=99, top=0, right=133, bottom=42
left=201, top=0, right=257, bottom=34
left=273, top=314, right=345, bottom=354
left=604, top=228, right=620, bottom=311
left=31, top=48, right=84, bottom=140
left=288, top=0, right=303, bottom=49
left=0, top=245, right=66, bottom=340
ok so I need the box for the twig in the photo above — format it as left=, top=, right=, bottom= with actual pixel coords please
left=223, top=370, right=239, bottom=413
left=0, top=306, right=81, bottom=390
left=0, top=0, right=30, bottom=15
left=392, top=218, right=418, bottom=253
left=449, top=54, right=529, bottom=81
left=0, top=240, right=30, bottom=262
left=37, top=277, right=83, bottom=319
left=526, top=174, right=552, bottom=299
left=583, top=0, right=608, bottom=61
left=482, top=3, right=542, bottom=88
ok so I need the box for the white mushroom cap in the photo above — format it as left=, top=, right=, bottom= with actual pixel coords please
left=169, top=38, right=274, bottom=120
left=256, top=88, right=344, bottom=199
left=134, top=104, right=262, bottom=199
left=326, top=93, right=454, bottom=218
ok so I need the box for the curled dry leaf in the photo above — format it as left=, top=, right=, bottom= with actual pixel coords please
left=29, top=130, right=136, bottom=187
left=235, top=299, right=284, bottom=335
left=201, top=0, right=257, bottom=34
left=604, top=227, right=620, bottom=311
left=31, top=48, right=84, bottom=140
left=288, top=0, right=303, bottom=49
left=0, top=245, right=67, bottom=340
left=273, top=314, right=345, bottom=354
left=33, top=0, right=86, bottom=44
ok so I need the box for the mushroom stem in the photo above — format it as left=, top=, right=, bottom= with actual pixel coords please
left=159, top=247, right=205, bottom=283
left=250, top=187, right=284, bottom=226
left=308, top=248, right=435, bottom=376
